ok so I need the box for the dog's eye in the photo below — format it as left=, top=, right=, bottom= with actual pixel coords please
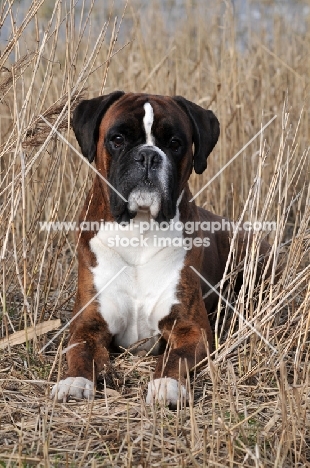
left=111, top=135, right=125, bottom=148
left=169, top=138, right=181, bottom=152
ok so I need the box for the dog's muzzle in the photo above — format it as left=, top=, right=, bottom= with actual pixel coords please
left=127, top=147, right=164, bottom=218
left=109, top=145, right=177, bottom=224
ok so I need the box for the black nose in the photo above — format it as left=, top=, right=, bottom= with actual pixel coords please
left=134, top=148, right=162, bottom=169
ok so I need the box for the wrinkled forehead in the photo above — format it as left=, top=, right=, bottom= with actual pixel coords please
left=100, top=93, right=191, bottom=136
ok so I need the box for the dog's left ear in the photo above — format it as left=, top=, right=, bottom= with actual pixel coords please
left=72, top=91, right=125, bottom=163
left=173, top=96, right=220, bottom=174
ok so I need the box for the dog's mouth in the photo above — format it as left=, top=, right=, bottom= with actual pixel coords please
left=111, top=172, right=177, bottom=224
left=127, top=188, right=161, bottom=219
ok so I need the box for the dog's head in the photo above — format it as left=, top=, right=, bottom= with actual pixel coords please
left=72, top=91, right=220, bottom=223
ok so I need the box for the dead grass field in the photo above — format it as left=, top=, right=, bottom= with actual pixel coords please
left=0, top=0, right=309, bottom=466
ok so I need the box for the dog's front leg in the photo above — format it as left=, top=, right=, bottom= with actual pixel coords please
left=51, top=265, right=112, bottom=401
left=146, top=312, right=212, bottom=407
left=51, top=310, right=111, bottom=402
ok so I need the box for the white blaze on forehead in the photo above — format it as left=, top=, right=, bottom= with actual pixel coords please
left=143, top=102, right=155, bottom=145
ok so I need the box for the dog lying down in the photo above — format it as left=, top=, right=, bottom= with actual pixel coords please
left=51, top=92, right=273, bottom=407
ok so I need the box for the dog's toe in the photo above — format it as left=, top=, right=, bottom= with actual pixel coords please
left=146, top=377, right=187, bottom=407
left=51, top=377, right=94, bottom=402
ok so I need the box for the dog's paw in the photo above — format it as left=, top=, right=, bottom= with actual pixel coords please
left=51, top=377, right=94, bottom=402
left=146, top=377, right=187, bottom=407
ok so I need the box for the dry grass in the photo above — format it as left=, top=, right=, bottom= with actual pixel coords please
left=0, top=0, right=309, bottom=466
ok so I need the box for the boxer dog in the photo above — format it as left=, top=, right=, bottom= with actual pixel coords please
left=51, top=92, right=271, bottom=406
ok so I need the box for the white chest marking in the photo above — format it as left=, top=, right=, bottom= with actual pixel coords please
left=143, top=102, right=155, bottom=145
left=90, top=212, right=186, bottom=353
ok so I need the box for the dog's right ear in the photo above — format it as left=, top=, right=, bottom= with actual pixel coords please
left=72, top=91, right=125, bottom=163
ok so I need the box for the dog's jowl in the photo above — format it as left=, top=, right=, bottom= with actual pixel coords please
left=51, top=92, right=271, bottom=406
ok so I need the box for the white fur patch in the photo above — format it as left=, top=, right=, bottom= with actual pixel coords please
left=143, top=102, right=155, bottom=145
left=51, top=377, right=94, bottom=402
left=128, top=190, right=161, bottom=218
left=90, top=210, right=186, bottom=353
left=146, top=377, right=187, bottom=406
left=140, top=102, right=171, bottom=198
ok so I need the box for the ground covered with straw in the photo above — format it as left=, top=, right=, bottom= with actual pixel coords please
left=0, top=0, right=309, bottom=466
